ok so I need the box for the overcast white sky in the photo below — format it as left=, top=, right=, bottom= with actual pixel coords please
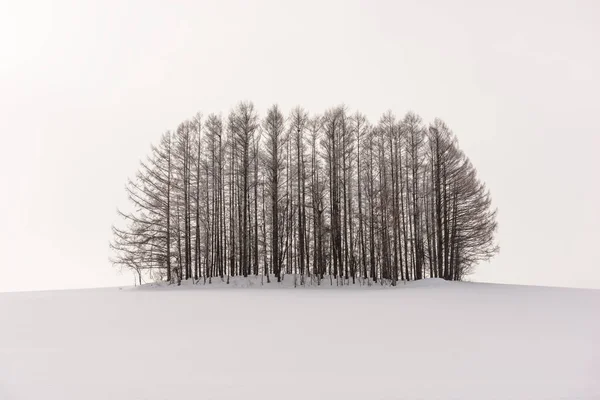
left=1, top=0, right=598, bottom=292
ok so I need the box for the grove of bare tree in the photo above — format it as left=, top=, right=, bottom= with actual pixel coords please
left=111, top=102, right=498, bottom=286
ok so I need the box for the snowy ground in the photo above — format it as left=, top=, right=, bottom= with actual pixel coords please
left=1, top=278, right=599, bottom=400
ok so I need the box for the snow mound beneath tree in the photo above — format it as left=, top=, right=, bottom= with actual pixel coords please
left=403, top=277, right=451, bottom=287
left=138, top=275, right=453, bottom=289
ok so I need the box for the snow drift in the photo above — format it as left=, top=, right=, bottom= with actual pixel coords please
left=1, top=280, right=599, bottom=399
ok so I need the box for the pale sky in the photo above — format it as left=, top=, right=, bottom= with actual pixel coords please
left=1, top=0, right=599, bottom=292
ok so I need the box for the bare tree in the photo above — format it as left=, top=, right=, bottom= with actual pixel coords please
left=263, top=105, right=286, bottom=282
left=289, top=106, right=309, bottom=282
left=229, top=102, right=259, bottom=277
left=111, top=131, right=174, bottom=283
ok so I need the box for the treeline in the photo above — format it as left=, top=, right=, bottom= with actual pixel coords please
left=111, top=102, right=498, bottom=286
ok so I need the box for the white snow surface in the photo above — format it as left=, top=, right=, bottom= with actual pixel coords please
left=1, top=278, right=599, bottom=400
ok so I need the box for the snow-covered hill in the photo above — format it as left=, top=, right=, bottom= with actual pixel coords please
left=1, top=279, right=599, bottom=399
